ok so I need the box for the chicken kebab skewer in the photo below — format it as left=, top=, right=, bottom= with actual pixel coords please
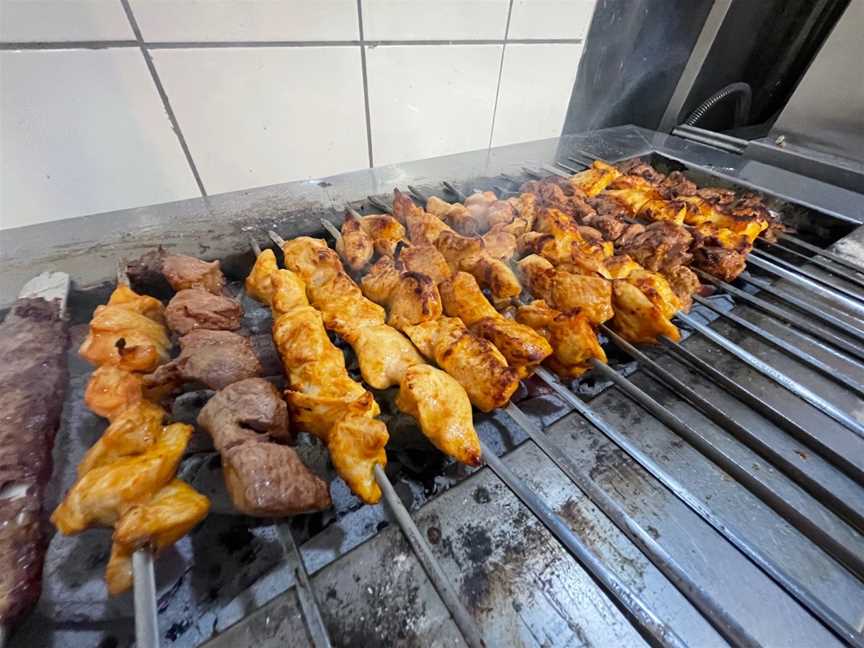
left=246, top=238, right=485, bottom=648
left=51, top=266, right=211, bottom=648
left=277, top=225, right=693, bottom=648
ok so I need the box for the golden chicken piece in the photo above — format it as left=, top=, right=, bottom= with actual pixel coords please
left=516, top=300, right=607, bottom=378
left=84, top=365, right=145, bottom=419
left=270, top=268, right=311, bottom=316
left=569, top=160, right=622, bottom=196
left=245, top=248, right=280, bottom=304
left=604, top=254, right=643, bottom=279
left=328, top=414, right=389, bottom=504
left=663, top=266, right=700, bottom=313
left=79, top=294, right=171, bottom=372
left=482, top=224, right=518, bottom=261
left=403, top=317, right=519, bottom=412
left=518, top=255, right=613, bottom=325
left=435, top=230, right=484, bottom=273
left=361, top=214, right=408, bottom=257
left=106, top=480, right=210, bottom=594
left=680, top=196, right=769, bottom=243
left=107, top=284, right=165, bottom=324
left=637, top=198, right=687, bottom=225
left=77, top=400, right=166, bottom=476
left=624, top=269, right=682, bottom=319
left=485, top=200, right=517, bottom=230
left=439, top=272, right=551, bottom=378
left=52, top=423, right=192, bottom=534
left=394, top=190, right=453, bottom=244
left=692, top=222, right=753, bottom=253
left=387, top=272, right=443, bottom=329
left=425, top=196, right=478, bottom=236
left=507, top=192, right=538, bottom=231
left=361, top=256, right=403, bottom=305
left=609, top=280, right=681, bottom=344
left=530, top=210, right=613, bottom=264
left=286, top=390, right=379, bottom=442
left=461, top=254, right=522, bottom=308
left=425, top=195, right=453, bottom=219
left=399, top=244, right=453, bottom=285
left=395, top=364, right=480, bottom=465
left=465, top=191, right=497, bottom=207
left=336, top=213, right=374, bottom=272
left=353, top=323, right=425, bottom=389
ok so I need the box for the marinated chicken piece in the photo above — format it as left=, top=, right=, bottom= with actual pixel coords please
left=609, top=280, right=681, bottom=344
left=516, top=300, right=607, bottom=378
left=435, top=230, right=485, bottom=273
left=84, top=365, right=145, bottom=420
left=245, top=248, right=280, bottom=304
left=327, top=414, right=389, bottom=504
left=386, top=271, right=443, bottom=329
left=286, top=390, right=380, bottom=444
left=336, top=213, right=374, bottom=272
left=395, top=189, right=453, bottom=244
left=426, top=195, right=454, bottom=219
left=78, top=401, right=166, bottom=476
left=165, top=288, right=242, bottom=335
left=637, top=198, right=687, bottom=225
left=426, top=197, right=480, bottom=236
left=680, top=196, right=768, bottom=243
left=106, top=479, right=209, bottom=594
left=353, top=323, right=425, bottom=389
left=604, top=255, right=643, bottom=279
left=485, top=200, right=517, bottom=229
left=360, top=214, right=408, bottom=257
left=568, top=160, right=622, bottom=196
left=518, top=255, right=613, bottom=325
left=107, top=283, right=165, bottom=323
left=221, top=443, right=331, bottom=517
left=361, top=256, right=402, bottom=305
left=403, top=317, right=520, bottom=412
left=691, top=222, right=752, bottom=253
left=692, top=246, right=747, bottom=282
left=399, top=244, right=453, bottom=285
left=461, top=254, right=522, bottom=308
left=465, top=191, right=497, bottom=207
left=162, top=255, right=225, bottom=295
left=52, top=422, right=192, bottom=534
left=624, top=269, right=682, bottom=319
left=482, top=225, right=518, bottom=261
left=663, top=266, right=700, bottom=313
left=270, top=268, right=310, bottom=316
left=145, top=329, right=262, bottom=391
left=395, top=364, right=481, bottom=465
left=507, top=192, right=538, bottom=230
left=439, top=272, right=551, bottom=377
left=79, top=290, right=171, bottom=372
left=617, top=221, right=693, bottom=272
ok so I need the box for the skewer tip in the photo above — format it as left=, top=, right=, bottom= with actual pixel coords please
left=320, top=218, right=342, bottom=242
left=248, top=235, right=262, bottom=257
left=268, top=230, right=286, bottom=247
left=116, top=258, right=130, bottom=286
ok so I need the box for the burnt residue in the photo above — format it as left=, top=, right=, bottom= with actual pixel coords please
left=472, top=486, right=491, bottom=504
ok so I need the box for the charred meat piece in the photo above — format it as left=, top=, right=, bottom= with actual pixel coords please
left=692, top=246, right=747, bottom=283
left=616, top=159, right=666, bottom=184
left=618, top=221, right=694, bottom=272
left=658, top=171, right=697, bottom=198
left=126, top=246, right=173, bottom=299
left=198, top=378, right=331, bottom=516
left=162, top=254, right=226, bottom=295
left=146, top=329, right=262, bottom=391
left=165, top=288, right=243, bottom=335
left=588, top=194, right=633, bottom=222
left=697, top=186, right=737, bottom=206
left=0, top=298, right=69, bottom=628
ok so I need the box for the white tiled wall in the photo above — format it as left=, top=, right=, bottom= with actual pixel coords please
left=0, top=0, right=596, bottom=230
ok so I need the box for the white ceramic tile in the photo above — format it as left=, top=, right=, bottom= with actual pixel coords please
left=366, top=44, right=501, bottom=167
left=0, top=49, right=200, bottom=230
left=0, top=0, right=133, bottom=41
left=508, top=0, right=596, bottom=40
left=362, top=0, right=509, bottom=40
left=129, top=0, right=358, bottom=42
left=151, top=47, right=369, bottom=194
left=491, top=43, right=582, bottom=147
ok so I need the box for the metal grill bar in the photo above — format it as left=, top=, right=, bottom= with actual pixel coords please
left=657, top=336, right=864, bottom=486
left=601, top=325, right=864, bottom=535
left=777, top=233, right=864, bottom=276
left=696, top=270, right=864, bottom=362
left=677, top=312, right=864, bottom=440
left=534, top=367, right=864, bottom=648
left=748, top=252, right=864, bottom=315
left=760, top=241, right=864, bottom=291
left=504, top=403, right=761, bottom=648
left=278, top=527, right=333, bottom=648
left=691, top=295, right=864, bottom=398
left=133, top=550, right=159, bottom=648
left=479, top=441, right=688, bottom=648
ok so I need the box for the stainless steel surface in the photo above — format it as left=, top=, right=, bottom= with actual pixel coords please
left=761, top=1, right=864, bottom=179
left=8, top=126, right=864, bottom=648
left=373, top=464, right=485, bottom=648
left=133, top=550, right=160, bottom=648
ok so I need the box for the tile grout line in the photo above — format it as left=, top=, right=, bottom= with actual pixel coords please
left=118, top=0, right=208, bottom=197
left=356, top=0, right=374, bottom=168
left=0, top=38, right=583, bottom=51
left=487, top=0, right=515, bottom=150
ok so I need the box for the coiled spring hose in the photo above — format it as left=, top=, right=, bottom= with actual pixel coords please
left=683, top=82, right=752, bottom=128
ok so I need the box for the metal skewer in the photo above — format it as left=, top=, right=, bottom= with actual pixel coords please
left=777, top=233, right=864, bottom=276
left=691, top=295, right=864, bottom=398
left=533, top=367, right=864, bottom=648
left=602, top=325, right=864, bottom=535
left=279, top=528, right=332, bottom=648
left=760, top=240, right=864, bottom=291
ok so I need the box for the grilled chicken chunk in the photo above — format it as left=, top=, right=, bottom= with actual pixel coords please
left=403, top=317, right=519, bottom=412
left=162, top=255, right=225, bottom=295
left=399, top=244, right=453, bottom=285
left=608, top=280, right=680, bottom=344
left=516, top=300, right=607, bottom=378
left=518, top=255, right=613, bottom=325
left=165, top=287, right=242, bottom=335
left=336, top=213, right=375, bottom=271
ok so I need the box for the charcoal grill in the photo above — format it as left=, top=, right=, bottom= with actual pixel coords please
left=3, top=125, right=863, bottom=648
